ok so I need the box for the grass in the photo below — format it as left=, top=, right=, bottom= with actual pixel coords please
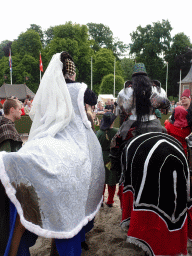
left=160, top=113, right=171, bottom=126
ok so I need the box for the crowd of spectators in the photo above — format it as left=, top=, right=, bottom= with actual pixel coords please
left=0, top=95, right=33, bottom=117
left=89, top=99, right=116, bottom=127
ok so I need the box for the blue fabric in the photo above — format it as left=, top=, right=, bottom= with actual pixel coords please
left=4, top=201, right=94, bottom=256
left=4, top=201, right=38, bottom=256
left=55, top=232, right=82, bottom=256
left=55, top=219, right=94, bottom=256
left=17, top=230, right=37, bottom=256
left=4, top=202, right=17, bottom=256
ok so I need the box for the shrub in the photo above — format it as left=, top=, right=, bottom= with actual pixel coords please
left=99, top=74, right=124, bottom=97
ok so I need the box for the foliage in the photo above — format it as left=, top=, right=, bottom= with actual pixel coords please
left=165, top=33, right=192, bottom=96
left=0, top=54, right=40, bottom=93
left=44, top=22, right=93, bottom=85
left=0, top=21, right=191, bottom=99
left=10, top=54, right=26, bottom=84
left=11, top=30, right=42, bottom=59
left=120, top=58, right=135, bottom=81
left=0, top=40, right=12, bottom=58
left=87, top=23, right=113, bottom=50
left=99, top=74, right=124, bottom=96
left=0, top=56, right=11, bottom=85
left=45, top=38, right=79, bottom=64
left=93, top=48, right=122, bottom=93
left=27, top=24, right=44, bottom=46
left=130, top=20, right=172, bottom=56
left=161, top=113, right=171, bottom=127
left=53, top=22, right=89, bottom=43
left=87, top=23, right=128, bottom=58
left=20, top=54, right=40, bottom=92
left=0, top=30, right=43, bottom=92
left=130, top=20, right=172, bottom=81
left=75, top=43, right=94, bottom=86
left=44, top=26, right=54, bottom=46
left=168, top=96, right=178, bottom=103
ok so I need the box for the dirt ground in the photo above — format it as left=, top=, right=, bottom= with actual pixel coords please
left=29, top=188, right=192, bottom=256
left=21, top=135, right=192, bottom=256
left=29, top=189, right=146, bottom=256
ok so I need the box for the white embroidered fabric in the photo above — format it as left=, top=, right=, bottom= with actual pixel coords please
left=0, top=54, right=105, bottom=239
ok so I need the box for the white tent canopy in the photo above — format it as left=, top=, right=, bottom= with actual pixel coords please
left=98, top=94, right=116, bottom=104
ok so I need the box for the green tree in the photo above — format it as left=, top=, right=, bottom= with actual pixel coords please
left=129, top=19, right=172, bottom=81
left=0, top=40, right=12, bottom=59
left=130, top=20, right=172, bottom=55
left=75, top=43, right=94, bottom=85
left=11, top=30, right=42, bottom=59
left=10, top=54, right=25, bottom=84
left=45, top=22, right=93, bottom=86
left=53, top=22, right=89, bottom=43
left=120, top=58, right=135, bottom=81
left=0, top=54, right=39, bottom=92
left=44, top=26, right=54, bottom=46
left=46, top=38, right=79, bottom=63
left=20, top=54, right=39, bottom=92
left=27, top=24, right=44, bottom=46
left=165, top=33, right=192, bottom=96
left=87, top=23, right=113, bottom=51
left=0, top=56, right=11, bottom=85
left=87, top=23, right=128, bottom=58
left=99, top=74, right=124, bottom=96
left=92, top=48, right=122, bottom=95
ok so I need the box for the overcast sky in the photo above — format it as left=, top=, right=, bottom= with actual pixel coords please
left=1, top=0, right=192, bottom=53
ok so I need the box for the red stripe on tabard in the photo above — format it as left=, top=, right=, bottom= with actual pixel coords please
left=127, top=210, right=188, bottom=255
left=121, top=190, right=133, bottom=223
left=187, top=206, right=192, bottom=240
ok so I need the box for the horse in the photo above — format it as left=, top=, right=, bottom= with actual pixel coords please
left=119, top=132, right=192, bottom=256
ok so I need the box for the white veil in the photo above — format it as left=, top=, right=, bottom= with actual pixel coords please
left=28, top=53, right=74, bottom=141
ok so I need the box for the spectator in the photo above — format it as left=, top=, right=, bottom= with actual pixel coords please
left=0, top=99, right=37, bottom=255
left=10, top=96, right=18, bottom=100
left=24, top=98, right=29, bottom=107
left=104, top=99, right=114, bottom=113
left=124, top=80, right=132, bottom=89
left=176, top=101, right=182, bottom=106
left=170, top=100, right=177, bottom=113
left=111, top=99, right=115, bottom=113
left=181, top=89, right=191, bottom=110
left=96, top=101, right=105, bottom=115
left=96, top=112, right=119, bottom=207
left=118, top=81, right=132, bottom=125
left=154, top=108, right=162, bottom=119
left=85, top=104, right=95, bottom=132
left=171, top=89, right=192, bottom=128
left=165, top=105, right=191, bottom=156
left=0, top=102, right=4, bottom=116
left=24, top=101, right=32, bottom=115
left=20, top=102, right=25, bottom=116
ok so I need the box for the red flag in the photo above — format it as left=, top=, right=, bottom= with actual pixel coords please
left=39, top=53, right=43, bottom=72
left=9, top=48, right=12, bottom=72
